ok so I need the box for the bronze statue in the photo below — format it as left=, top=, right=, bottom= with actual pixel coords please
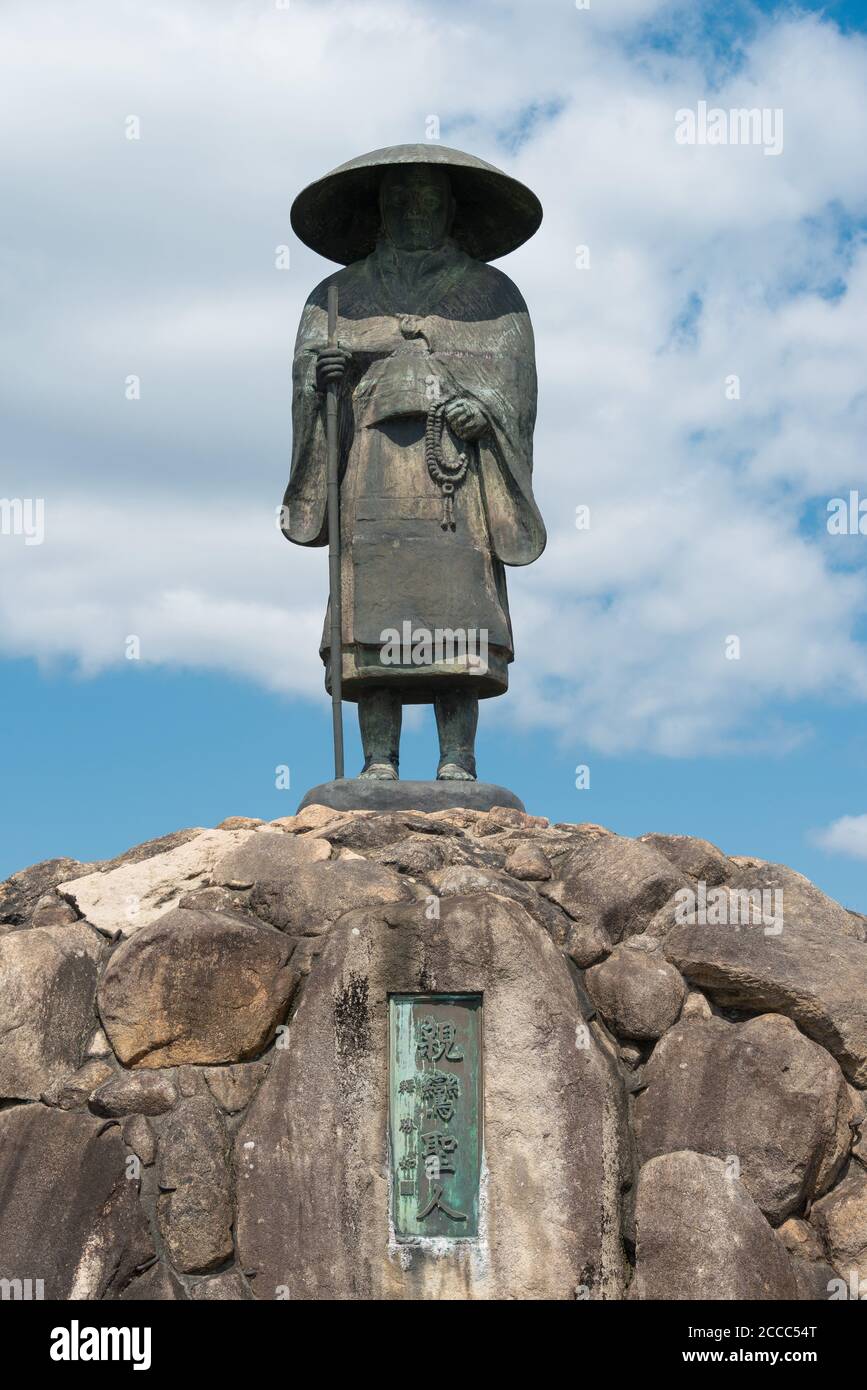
left=282, top=145, right=545, bottom=782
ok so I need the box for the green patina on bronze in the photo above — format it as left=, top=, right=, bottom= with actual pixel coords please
left=389, top=993, right=483, bottom=1240
left=282, top=143, right=545, bottom=782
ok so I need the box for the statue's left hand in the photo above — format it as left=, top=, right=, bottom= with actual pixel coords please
left=444, top=397, right=487, bottom=441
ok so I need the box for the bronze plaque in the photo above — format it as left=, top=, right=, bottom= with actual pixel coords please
left=389, top=993, right=482, bottom=1239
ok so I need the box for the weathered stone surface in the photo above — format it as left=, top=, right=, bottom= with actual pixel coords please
left=584, top=941, right=685, bottom=1041
left=371, top=833, right=457, bottom=874
left=30, top=893, right=82, bottom=929
left=538, top=834, right=685, bottom=944
left=504, top=841, right=552, bottom=880
left=122, top=1113, right=157, bottom=1166
left=176, top=1064, right=209, bottom=1097
left=249, top=858, right=413, bottom=935
left=680, top=987, right=714, bottom=1019
left=118, top=1261, right=187, bottom=1300
left=42, top=1057, right=114, bottom=1109
left=157, top=1096, right=233, bottom=1274
left=216, top=816, right=265, bottom=830
left=236, top=893, right=627, bottom=1300
left=176, top=885, right=255, bottom=916
left=98, top=908, right=296, bottom=1067
left=188, top=1269, right=252, bottom=1300
left=664, top=918, right=867, bottom=1084
left=204, top=1062, right=269, bottom=1114
left=424, top=862, right=596, bottom=963
left=777, top=1216, right=827, bottom=1264
left=269, top=804, right=344, bottom=833
left=810, top=1161, right=867, bottom=1282
left=211, top=828, right=331, bottom=887
left=0, top=1106, right=154, bottom=1299
left=725, top=861, right=866, bottom=942
left=85, top=1026, right=112, bottom=1057
left=59, top=827, right=257, bottom=938
left=476, top=805, right=549, bottom=831
left=0, top=856, right=96, bottom=926
left=634, top=1014, right=852, bottom=1223
left=0, top=922, right=103, bottom=1099
left=90, top=1069, right=178, bottom=1116
left=312, top=811, right=461, bottom=854
left=791, top=1257, right=840, bottom=1301
left=638, top=833, right=731, bottom=886
left=629, top=1152, right=800, bottom=1300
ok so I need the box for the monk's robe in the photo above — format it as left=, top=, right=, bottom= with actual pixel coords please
left=281, top=235, right=546, bottom=702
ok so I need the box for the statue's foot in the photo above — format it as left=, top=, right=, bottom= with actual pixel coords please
left=359, top=760, right=399, bottom=781
left=436, top=761, right=476, bottom=782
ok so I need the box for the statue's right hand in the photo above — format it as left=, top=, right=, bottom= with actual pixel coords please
left=315, top=346, right=352, bottom=390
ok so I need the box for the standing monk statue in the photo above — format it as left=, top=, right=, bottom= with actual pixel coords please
left=282, top=145, right=545, bottom=782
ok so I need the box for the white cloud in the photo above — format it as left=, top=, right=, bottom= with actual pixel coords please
left=2, top=0, right=867, bottom=754
left=811, top=814, right=867, bottom=861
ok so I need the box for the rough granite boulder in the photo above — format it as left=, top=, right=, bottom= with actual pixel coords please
left=634, top=1014, right=852, bottom=1223
left=628, top=1151, right=800, bottom=1300
left=248, top=856, right=414, bottom=934
left=308, top=810, right=461, bottom=853
left=98, top=907, right=297, bottom=1067
left=424, top=863, right=601, bottom=965
left=90, top=1070, right=178, bottom=1116
left=210, top=828, right=331, bottom=886
left=204, top=1062, right=269, bottom=1114
left=59, top=827, right=259, bottom=938
left=1, top=807, right=864, bottom=1303
left=725, top=860, right=867, bottom=943
left=157, top=1096, right=234, bottom=1274
left=0, top=1106, right=154, bottom=1299
left=584, top=940, right=686, bottom=1040
left=235, top=892, right=628, bottom=1300
left=188, top=1270, right=252, bottom=1300
left=0, top=922, right=104, bottom=1100
left=0, top=856, right=96, bottom=928
left=810, top=1160, right=867, bottom=1283
left=42, top=1058, right=114, bottom=1109
left=664, top=918, right=867, bottom=1085
left=638, top=833, right=732, bottom=886
left=119, top=1263, right=187, bottom=1300
left=540, top=833, right=686, bottom=944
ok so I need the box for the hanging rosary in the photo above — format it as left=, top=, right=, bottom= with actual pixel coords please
left=425, top=400, right=470, bottom=531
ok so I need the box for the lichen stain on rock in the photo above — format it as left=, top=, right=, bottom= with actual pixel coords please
left=333, top=971, right=370, bottom=1057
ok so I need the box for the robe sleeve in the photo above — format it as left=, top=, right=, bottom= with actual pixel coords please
left=281, top=284, right=333, bottom=547
left=433, top=269, right=546, bottom=567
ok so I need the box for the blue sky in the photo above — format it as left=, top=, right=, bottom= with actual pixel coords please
left=2, top=0, right=867, bottom=911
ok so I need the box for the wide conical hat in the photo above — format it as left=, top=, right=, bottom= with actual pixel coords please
left=290, top=143, right=542, bottom=265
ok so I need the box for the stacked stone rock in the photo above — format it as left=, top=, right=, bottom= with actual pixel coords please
left=0, top=807, right=864, bottom=1300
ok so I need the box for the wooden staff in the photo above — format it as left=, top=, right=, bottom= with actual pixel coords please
left=326, top=283, right=345, bottom=778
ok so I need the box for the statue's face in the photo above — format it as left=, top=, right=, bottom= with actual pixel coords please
left=379, top=167, right=453, bottom=251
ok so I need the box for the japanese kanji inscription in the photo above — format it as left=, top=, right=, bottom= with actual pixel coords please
left=388, top=993, right=482, bottom=1239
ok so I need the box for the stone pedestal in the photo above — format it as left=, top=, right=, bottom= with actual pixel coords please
left=297, top=778, right=526, bottom=815
left=234, top=892, right=628, bottom=1300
